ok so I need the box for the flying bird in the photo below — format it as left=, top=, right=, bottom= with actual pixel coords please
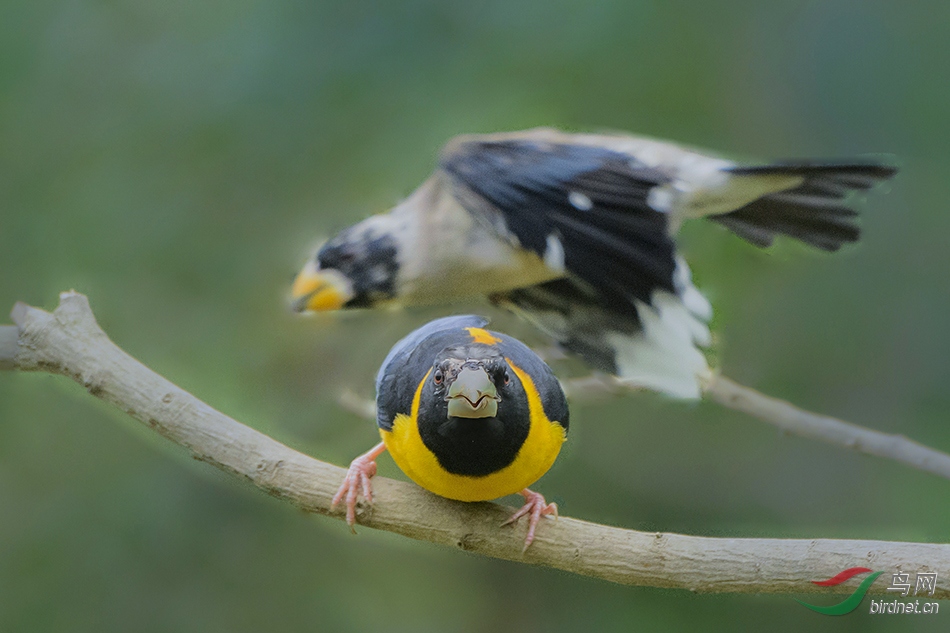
left=291, top=128, right=897, bottom=398
left=333, top=315, right=569, bottom=550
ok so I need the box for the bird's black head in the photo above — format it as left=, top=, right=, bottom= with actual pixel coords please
left=290, top=217, right=400, bottom=312
left=415, top=343, right=532, bottom=477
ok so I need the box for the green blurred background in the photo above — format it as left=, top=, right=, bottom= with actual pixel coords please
left=2, top=1, right=949, bottom=631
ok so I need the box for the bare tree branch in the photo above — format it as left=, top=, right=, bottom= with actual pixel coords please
left=557, top=367, right=950, bottom=484
left=704, top=374, right=950, bottom=480
left=2, top=292, right=948, bottom=597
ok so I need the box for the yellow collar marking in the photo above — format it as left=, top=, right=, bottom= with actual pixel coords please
left=381, top=360, right=565, bottom=502
left=465, top=327, right=501, bottom=345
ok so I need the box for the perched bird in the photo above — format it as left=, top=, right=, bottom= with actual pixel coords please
left=292, top=127, right=897, bottom=398
left=332, top=315, right=569, bottom=550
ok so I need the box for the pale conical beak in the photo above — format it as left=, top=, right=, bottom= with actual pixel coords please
left=446, top=367, right=499, bottom=419
left=290, top=261, right=354, bottom=312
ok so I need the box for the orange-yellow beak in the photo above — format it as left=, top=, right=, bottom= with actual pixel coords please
left=290, top=261, right=353, bottom=312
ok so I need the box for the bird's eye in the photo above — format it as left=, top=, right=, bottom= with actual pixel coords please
left=434, top=370, right=443, bottom=385
left=503, top=371, right=510, bottom=385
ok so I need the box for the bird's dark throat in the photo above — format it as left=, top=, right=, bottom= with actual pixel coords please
left=418, top=408, right=530, bottom=477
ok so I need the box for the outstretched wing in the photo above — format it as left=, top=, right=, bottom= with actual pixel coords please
left=440, top=137, right=711, bottom=398
left=440, top=137, right=679, bottom=308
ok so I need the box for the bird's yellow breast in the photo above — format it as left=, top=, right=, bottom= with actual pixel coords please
left=381, top=363, right=566, bottom=502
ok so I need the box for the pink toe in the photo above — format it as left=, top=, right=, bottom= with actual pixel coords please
left=332, top=443, right=387, bottom=529
left=504, top=488, right=556, bottom=551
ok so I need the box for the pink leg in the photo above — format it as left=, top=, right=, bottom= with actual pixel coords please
left=501, top=488, right=558, bottom=551
left=331, top=442, right=387, bottom=530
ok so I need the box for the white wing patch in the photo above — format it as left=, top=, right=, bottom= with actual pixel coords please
left=543, top=233, right=566, bottom=272
left=610, top=257, right=712, bottom=398
left=568, top=191, right=594, bottom=211
left=646, top=187, right=675, bottom=213
left=673, top=255, right=712, bottom=328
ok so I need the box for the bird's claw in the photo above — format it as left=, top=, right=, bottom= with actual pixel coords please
left=331, top=452, right=379, bottom=530
left=502, top=488, right=557, bottom=551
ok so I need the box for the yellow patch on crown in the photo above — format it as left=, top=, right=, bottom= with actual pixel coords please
left=381, top=362, right=565, bottom=502
left=465, top=327, right=501, bottom=345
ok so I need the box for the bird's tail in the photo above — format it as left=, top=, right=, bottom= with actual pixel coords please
left=711, top=161, right=898, bottom=251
